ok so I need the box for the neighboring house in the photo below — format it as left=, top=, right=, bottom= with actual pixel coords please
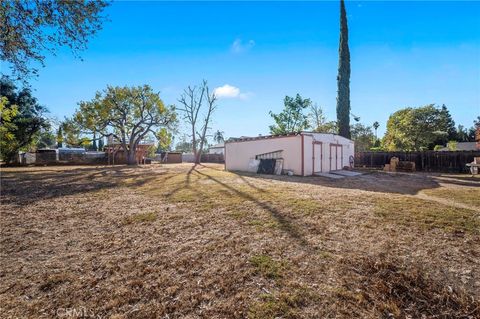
left=438, top=142, right=479, bottom=152
left=208, top=143, right=225, bottom=154
left=225, top=132, right=355, bottom=176
left=103, top=133, right=154, bottom=164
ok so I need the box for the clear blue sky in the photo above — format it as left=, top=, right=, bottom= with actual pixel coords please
left=27, top=1, right=480, bottom=140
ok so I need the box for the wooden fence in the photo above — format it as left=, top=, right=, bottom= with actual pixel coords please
left=355, top=151, right=480, bottom=173
left=182, top=153, right=225, bottom=163
left=201, top=153, right=224, bottom=163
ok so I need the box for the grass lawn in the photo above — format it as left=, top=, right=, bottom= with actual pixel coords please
left=1, top=164, right=479, bottom=318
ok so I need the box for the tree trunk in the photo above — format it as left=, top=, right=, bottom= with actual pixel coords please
left=192, top=126, right=199, bottom=164
left=195, top=151, right=201, bottom=164
left=127, top=149, right=137, bottom=165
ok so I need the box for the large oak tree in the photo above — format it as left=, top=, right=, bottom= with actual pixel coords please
left=73, top=85, right=177, bottom=165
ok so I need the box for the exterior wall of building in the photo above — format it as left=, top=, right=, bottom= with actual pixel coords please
left=225, top=132, right=354, bottom=176
left=303, top=133, right=355, bottom=174
left=225, top=135, right=302, bottom=174
left=303, top=134, right=314, bottom=176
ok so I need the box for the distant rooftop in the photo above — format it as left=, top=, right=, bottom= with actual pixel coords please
left=438, top=142, right=478, bottom=151
left=209, top=143, right=225, bottom=149
left=226, top=131, right=350, bottom=143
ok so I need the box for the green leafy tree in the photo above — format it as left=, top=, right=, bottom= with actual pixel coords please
left=175, top=135, right=192, bottom=153
left=175, top=141, right=193, bottom=153
left=98, top=137, right=104, bottom=151
left=0, top=77, right=48, bottom=163
left=308, top=104, right=326, bottom=130
left=56, top=126, right=64, bottom=148
left=91, top=138, right=98, bottom=151
left=147, top=144, right=157, bottom=158
left=307, top=103, right=339, bottom=134
left=79, top=137, right=92, bottom=149
left=373, top=121, right=380, bottom=139
left=156, top=128, right=173, bottom=152
left=440, top=104, right=457, bottom=140
left=60, top=117, right=81, bottom=147
left=72, top=85, right=177, bottom=165
left=432, top=104, right=456, bottom=146
left=456, top=124, right=471, bottom=142
left=73, top=99, right=105, bottom=149
left=0, top=0, right=109, bottom=80
left=317, top=121, right=338, bottom=134
left=336, top=0, right=351, bottom=139
left=350, top=123, right=375, bottom=152
left=470, top=116, right=480, bottom=141
left=383, top=104, right=453, bottom=151
left=36, top=128, right=56, bottom=149
left=213, top=130, right=225, bottom=144
left=0, top=96, right=18, bottom=161
left=269, top=94, right=310, bottom=134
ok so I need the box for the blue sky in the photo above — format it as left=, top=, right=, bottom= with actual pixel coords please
left=24, top=1, right=480, bottom=140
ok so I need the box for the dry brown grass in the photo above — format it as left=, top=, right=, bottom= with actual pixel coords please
left=123, top=212, right=157, bottom=224
left=422, top=187, right=480, bottom=208
left=338, top=254, right=480, bottom=318
left=373, top=196, right=480, bottom=233
left=1, top=163, right=479, bottom=318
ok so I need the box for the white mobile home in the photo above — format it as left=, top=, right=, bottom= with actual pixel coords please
left=225, top=132, right=354, bottom=176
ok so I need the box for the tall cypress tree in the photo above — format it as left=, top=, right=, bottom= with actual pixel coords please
left=56, top=126, right=63, bottom=148
left=336, top=0, right=351, bottom=139
left=98, top=137, right=104, bottom=151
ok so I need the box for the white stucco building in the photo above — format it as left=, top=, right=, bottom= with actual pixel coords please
left=225, top=132, right=355, bottom=176
left=208, top=143, right=225, bottom=154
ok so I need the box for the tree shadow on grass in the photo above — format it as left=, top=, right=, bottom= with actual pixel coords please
left=198, top=164, right=267, bottom=193
left=231, top=170, right=445, bottom=196
left=0, top=166, right=160, bottom=206
left=193, top=167, right=310, bottom=247
left=164, top=164, right=197, bottom=199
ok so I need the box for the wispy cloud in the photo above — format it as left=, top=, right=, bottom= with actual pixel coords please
left=231, top=38, right=255, bottom=54
left=214, top=84, right=251, bottom=100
